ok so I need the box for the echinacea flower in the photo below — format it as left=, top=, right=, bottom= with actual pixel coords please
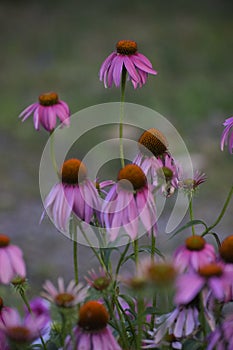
left=175, top=262, right=233, bottom=305
left=42, top=158, right=99, bottom=231
left=220, top=116, right=233, bottom=154
left=64, top=300, right=122, bottom=350
left=173, top=235, right=216, bottom=272
left=85, top=267, right=111, bottom=291
left=99, top=40, right=157, bottom=89
left=143, top=305, right=200, bottom=348
left=207, top=314, right=233, bottom=350
left=0, top=308, right=47, bottom=346
left=19, top=91, right=70, bottom=132
left=219, top=235, right=233, bottom=264
left=101, top=164, right=157, bottom=241
left=133, top=128, right=180, bottom=193
left=0, top=234, right=26, bottom=284
left=179, top=170, right=207, bottom=193
left=41, top=277, right=88, bottom=308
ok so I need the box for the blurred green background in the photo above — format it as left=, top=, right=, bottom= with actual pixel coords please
left=0, top=0, right=232, bottom=296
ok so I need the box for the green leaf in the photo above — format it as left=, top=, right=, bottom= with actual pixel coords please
left=169, top=220, right=208, bottom=240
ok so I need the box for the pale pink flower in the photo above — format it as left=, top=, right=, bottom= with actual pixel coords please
left=101, top=164, right=157, bottom=241
left=41, top=277, right=88, bottom=308
left=144, top=305, right=199, bottom=348
left=220, top=116, right=233, bottom=154
left=85, top=267, right=111, bottom=291
left=42, top=159, right=99, bottom=231
left=99, top=40, right=157, bottom=89
left=64, top=301, right=122, bottom=350
left=0, top=234, right=26, bottom=284
left=19, top=91, right=70, bottom=132
left=179, top=170, right=207, bottom=192
left=173, top=235, right=216, bottom=272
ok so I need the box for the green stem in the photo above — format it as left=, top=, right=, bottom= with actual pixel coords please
left=70, top=219, right=78, bottom=284
left=203, top=185, right=233, bottom=235
left=136, top=297, right=144, bottom=350
left=188, top=193, right=195, bottom=235
left=78, top=223, right=107, bottom=270
left=49, top=130, right=59, bottom=177
left=133, top=239, right=139, bottom=269
left=119, top=67, right=127, bottom=169
left=150, top=234, right=156, bottom=330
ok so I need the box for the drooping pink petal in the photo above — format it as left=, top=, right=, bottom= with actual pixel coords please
left=131, top=55, right=158, bottom=75
left=175, top=274, right=204, bottom=305
left=208, top=277, right=225, bottom=300
left=99, top=52, right=116, bottom=81
left=19, top=103, right=38, bottom=121
left=123, top=56, right=140, bottom=84
left=0, top=250, right=14, bottom=284
left=112, top=56, right=124, bottom=87
left=7, top=246, right=26, bottom=278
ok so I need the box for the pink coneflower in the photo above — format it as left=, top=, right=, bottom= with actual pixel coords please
left=0, top=234, right=26, bottom=284
left=99, top=40, right=157, bottom=89
left=101, top=164, right=157, bottom=241
left=144, top=305, right=199, bottom=348
left=207, top=314, right=233, bottom=350
left=64, top=301, right=122, bottom=350
left=179, top=170, right=207, bottom=193
left=133, top=128, right=179, bottom=193
left=173, top=235, right=216, bottom=272
left=175, top=262, right=233, bottom=305
left=41, top=277, right=88, bottom=308
left=19, top=91, right=70, bottom=132
left=220, top=116, right=233, bottom=154
left=0, top=308, right=47, bottom=346
left=43, top=158, right=99, bottom=231
left=85, top=267, right=111, bottom=291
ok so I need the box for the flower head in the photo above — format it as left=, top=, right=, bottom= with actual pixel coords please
left=19, top=91, right=70, bottom=132
left=99, top=40, right=157, bottom=89
left=0, top=308, right=47, bottom=345
left=134, top=128, right=180, bottom=193
left=179, top=170, right=207, bottom=193
left=207, top=314, right=233, bottom=349
left=173, top=235, right=216, bottom=272
left=85, top=268, right=111, bottom=291
left=0, top=234, right=26, bottom=284
left=220, top=116, right=233, bottom=154
left=219, top=235, right=233, bottom=263
left=41, top=277, right=88, bottom=308
left=64, top=301, right=122, bottom=350
left=101, top=164, right=157, bottom=241
left=175, top=262, right=233, bottom=305
left=144, top=305, right=199, bottom=348
left=42, top=159, right=99, bottom=231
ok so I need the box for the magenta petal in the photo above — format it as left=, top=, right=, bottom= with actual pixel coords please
left=99, top=52, right=116, bottom=80
left=19, top=103, right=38, bottom=120
left=123, top=56, right=140, bottom=83
left=33, top=107, right=40, bottom=130
left=175, top=274, right=204, bottom=305
left=135, top=52, right=153, bottom=68
left=208, top=278, right=224, bottom=300
left=0, top=250, right=13, bottom=284
left=7, top=246, right=26, bottom=278
left=131, top=55, right=157, bottom=75
left=113, top=56, right=124, bottom=87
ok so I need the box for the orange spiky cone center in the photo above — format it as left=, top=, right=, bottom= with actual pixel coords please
left=78, top=301, right=109, bottom=331
left=219, top=235, right=233, bottom=263
left=116, top=40, right=137, bottom=55
left=61, top=159, right=87, bottom=185
left=117, top=164, right=147, bottom=191
left=39, top=92, right=59, bottom=106
left=138, top=128, right=168, bottom=157
left=185, top=235, right=206, bottom=251
left=0, top=234, right=10, bottom=247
